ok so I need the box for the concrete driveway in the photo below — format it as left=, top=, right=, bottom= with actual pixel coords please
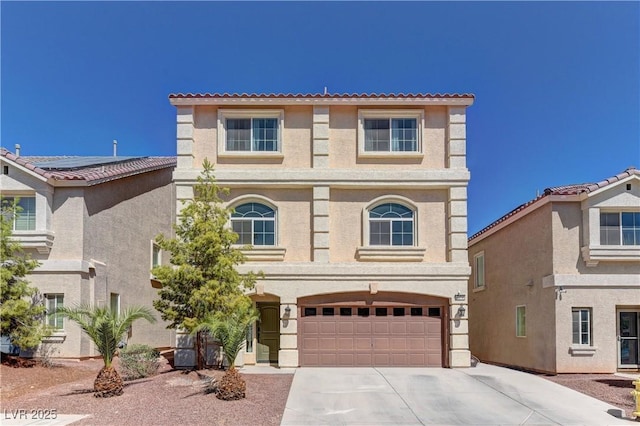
left=281, top=363, right=635, bottom=425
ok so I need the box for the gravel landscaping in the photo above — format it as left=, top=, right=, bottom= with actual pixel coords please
left=1, top=356, right=293, bottom=425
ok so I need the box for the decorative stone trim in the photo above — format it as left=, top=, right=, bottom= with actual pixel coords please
left=10, top=230, right=55, bottom=254
left=569, top=345, right=597, bottom=356
left=356, top=246, right=426, bottom=262
left=239, top=247, right=286, bottom=261
left=581, top=245, right=640, bottom=266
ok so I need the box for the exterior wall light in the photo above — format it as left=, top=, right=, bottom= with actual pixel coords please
left=457, top=305, right=466, bottom=317
left=284, top=305, right=291, bottom=316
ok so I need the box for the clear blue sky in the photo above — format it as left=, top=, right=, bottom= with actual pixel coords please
left=2, top=1, right=638, bottom=235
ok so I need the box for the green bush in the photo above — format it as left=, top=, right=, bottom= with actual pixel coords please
left=118, top=344, right=160, bottom=381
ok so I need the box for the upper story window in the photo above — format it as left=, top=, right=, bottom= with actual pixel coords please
left=358, top=110, right=423, bottom=157
left=473, top=252, right=485, bottom=289
left=231, top=202, right=276, bottom=246
left=2, top=196, right=36, bottom=231
left=218, top=109, right=284, bottom=156
left=369, top=203, right=414, bottom=246
left=364, top=118, right=417, bottom=152
left=600, top=212, right=640, bottom=245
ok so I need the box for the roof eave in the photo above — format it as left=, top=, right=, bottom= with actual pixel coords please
left=169, top=97, right=474, bottom=107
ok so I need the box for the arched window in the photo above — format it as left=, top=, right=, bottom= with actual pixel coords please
left=231, top=203, right=276, bottom=246
left=369, top=203, right=414, bottom=246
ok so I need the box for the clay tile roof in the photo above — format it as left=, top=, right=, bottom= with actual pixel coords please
left=470, top=167, right=639, bottom=241
left=1, top=148, right=176, bottom=186
left=168, top=92, right=475, bottom=99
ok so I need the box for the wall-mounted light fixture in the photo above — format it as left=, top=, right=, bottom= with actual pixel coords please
left=457, top=305, right=466, bottom=317
left=284, top=305, right=291, bottom=316
left=454, top=291, right=466, bottom=301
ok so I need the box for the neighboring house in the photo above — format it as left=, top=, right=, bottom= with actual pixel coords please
left=0, top=148, right=176, bottom=357
left=468, top=167, right=640, bottom=373
left=169, top=92, right=474, bottom=368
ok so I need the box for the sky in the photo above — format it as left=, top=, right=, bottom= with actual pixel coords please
left=1, top=1, right=639, bottom=236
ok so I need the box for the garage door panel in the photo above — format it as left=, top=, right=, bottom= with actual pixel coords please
left=391, top=338, right=408, bottom=350
left=319, top=322, right=336, bottom=334
left=337, top=338, right=354, bottom=350
left=408, top=337, right=426, bottom=350
left=319, top=337, right=337, bottom=350
left=302, top=338, right=319, bottom=350
left=355, top=338, right=371, bottom=350
left=407, top=321, right=426, bottom=333
left=355, top=322, right=372, bottom=333
left=337, top=322, right=354, bottom=334
left=303, top=322, right=319, bottom=333
left=373, top=322, right=390, bottom=334
left=299, top=303, right=444, bottom=367
left=373, top=337, right=390, bottom=350
left=390, top=322, right=407, bottom=334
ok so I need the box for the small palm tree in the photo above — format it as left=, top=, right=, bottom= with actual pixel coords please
left=56, top=305, right=156, bottom=397
left=193, top=298, right=259, bottom=400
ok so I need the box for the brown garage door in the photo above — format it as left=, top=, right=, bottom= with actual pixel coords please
left=299, top=305, right=443, bottom=367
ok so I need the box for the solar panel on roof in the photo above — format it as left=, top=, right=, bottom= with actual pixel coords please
left=32, top=156, right=143, bottom=170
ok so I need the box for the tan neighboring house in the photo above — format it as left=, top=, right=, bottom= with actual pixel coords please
left=0, top=148, right=176, bottom=357
left=169, top=92, right=474, bottom=368
left=468, top=167, right=640, bottom=374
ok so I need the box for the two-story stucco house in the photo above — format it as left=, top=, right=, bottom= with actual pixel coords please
left=468, top=167, right=640, bottom=374
left=169, top=92, right=474, bottom=368
left=0, top=148, right=177, bottom=357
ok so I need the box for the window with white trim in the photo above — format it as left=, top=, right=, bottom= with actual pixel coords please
left=231, top=203, right=276, bottom=246
left=2, top=196, right=36, bottom=230
left=110, top=293, right=120, bottom=317
left=218, top=110, right=283, bottom=154
left=473, top=252, right=485, bottom=289
left=151, top=242, right=161, bottom=269
left=600, top=212, right=640, bottom=245
left=45, top=294, right=64, bottom=330
left=368, top=203, right=414, bottom=246
left=516, top=305, right=526, bottom=337
left=572, top=308, right=592, bottom=345
left=358, top=110, right=423, bottom=155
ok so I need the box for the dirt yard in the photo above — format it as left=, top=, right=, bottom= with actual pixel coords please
left=1, top=356, right=293, bottom=425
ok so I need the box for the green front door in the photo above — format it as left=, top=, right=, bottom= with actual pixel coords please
left=257, top=303, right=279, bottom=363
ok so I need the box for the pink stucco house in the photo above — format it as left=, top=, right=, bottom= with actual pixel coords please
left=468, top=167, right=640, bottom=373
left=0, top=148, right=176, bottom=357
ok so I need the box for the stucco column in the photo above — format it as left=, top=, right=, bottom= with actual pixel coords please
left=448, top=186, right=468, bottom=263
left=175, top=106, right=195, bottom=217
left=447, top=106, right=466, bottom=169
left=278, top=299, right=299, bottom=367
left=312, top=106, right=329, bottom=169
left=313, top=186, right=330, bottom=262
left=449, top=301, right=471, bottom=367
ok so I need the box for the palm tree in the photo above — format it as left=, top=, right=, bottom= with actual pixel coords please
left=56, top=305, right=156, bottom=397
left=193, top=298, right=258, bottom=400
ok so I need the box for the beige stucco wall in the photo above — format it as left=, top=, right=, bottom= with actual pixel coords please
left=3, top=164, right=176, bottom=357
left=330, top=189, right=448, bottom=262
left=82, top=169, right=176, bottom=350
left=226, top=188, right=313, bottom=262
left=554, top=287, right=639, bottom=373
left=468, top=204, right=557, bottom=373
left=329, top=106, right=447, bottom=169
left=192, top=105, right=313, bottom=169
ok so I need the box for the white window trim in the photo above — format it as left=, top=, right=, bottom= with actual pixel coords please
left=228, top=196, right=286, bottom=261
left=358, top=196, right=424, bottom=261
left=516, top=305, right=526, bottom=338
left=217, top=109, right=284, bottom=158
left=473, top=251, right=485, bottom=290
left=357, top=109, right=424, bottom=158
left=582, top=207, right=640, bottom=266
left=571, top=307, right=592, bottom=346
left=150, top=241, right=161, bottom=279
left=45, top=293, right=64, bottom=331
